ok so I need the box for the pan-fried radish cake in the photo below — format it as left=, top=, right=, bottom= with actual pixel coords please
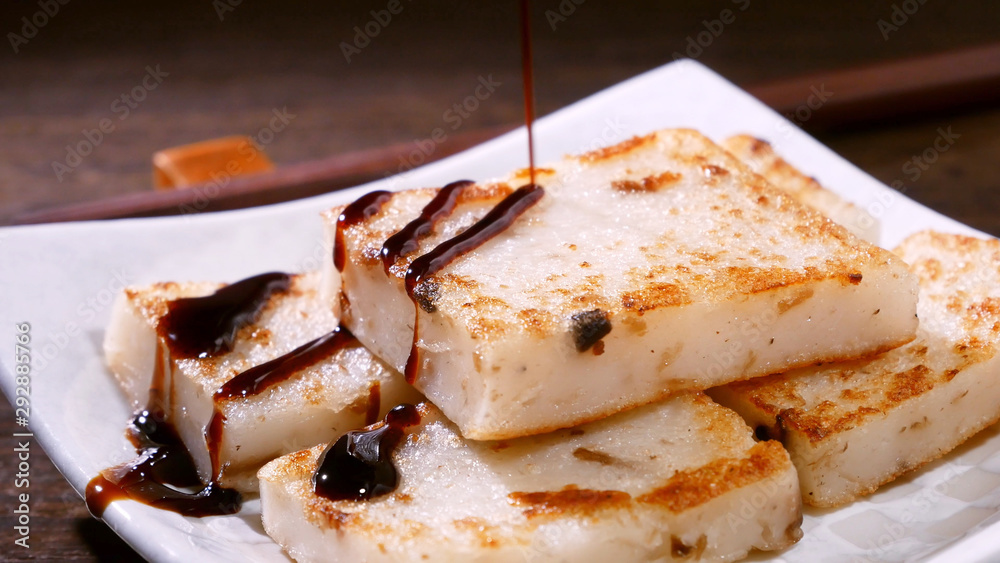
left=326, top=128, right=918, bottom=440
left=259, top=395, right=802, bottom=562
left=711, top=231, right=1000, bottom=507
left=722, top=134, right=879, bottom=243
left=103, top=271, right=421, bottom=491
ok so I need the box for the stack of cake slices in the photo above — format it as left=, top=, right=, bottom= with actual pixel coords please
left=101, top=129, right=1000, bottom=562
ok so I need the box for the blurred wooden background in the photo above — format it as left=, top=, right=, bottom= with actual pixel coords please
left=0, top=0, right=998, bottom=559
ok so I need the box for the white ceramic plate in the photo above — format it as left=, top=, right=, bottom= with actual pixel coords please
left=2, top=60, right=999, bottom=562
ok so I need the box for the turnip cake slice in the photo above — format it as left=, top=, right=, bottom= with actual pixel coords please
left=259, top=394, right=802, bottom=562
left=326, top=129, right=918, bottom=440
left=711, top=231, right=1000, bottom=507
left=103, top=271, right=421, bottom=491
left=723, top=134, right=879, bottom=243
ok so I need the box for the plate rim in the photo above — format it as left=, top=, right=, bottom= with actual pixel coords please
left=1, top=57, right=996, bottom=562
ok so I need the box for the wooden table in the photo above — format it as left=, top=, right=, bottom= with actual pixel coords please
left=1, top=0, right=999, bottom=560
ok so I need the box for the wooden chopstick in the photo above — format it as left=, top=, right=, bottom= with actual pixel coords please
left=12, top=126, right=514, bottom=225
left=746, top=42, right=1000, bottom=129
left=12, top=42, right=1000, bottom=225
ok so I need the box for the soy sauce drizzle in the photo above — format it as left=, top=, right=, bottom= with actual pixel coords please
left=335, top=190, right=393, bottom=272
left=404, top=323, right=422, bottom=386
left=404, top=184, right=544, bottom=298
left=86, top=406, right=241, bottom=518
left=215, top=326, right=358, bottom=400
left=158, top=272, right=290, bottom=359
left=403, top=184, right=544, bottom=384
left=206, top=325, right=360, bottom=479
left=313, top=403, right=420, bottom=502
left=365, top=382, right=382, bottom=427
left=147, top=335, right=169, bottom=414
left=519, top=0, right=537, bottom=184
left=87, top=272, right=298, bottom=518
left=379, top=180, right=474, bottom=275
left=205, top=409, right=226, bottom=483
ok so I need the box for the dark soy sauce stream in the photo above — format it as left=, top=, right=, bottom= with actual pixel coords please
left=311, top=1, right=545, bottom=498
left=520, top=0, right=537, bottom=184
left=397, top=3, right=544, bottom=384
left=207, top=325, right=360, bottom=480
left=86, top=273, right=292, bottom=518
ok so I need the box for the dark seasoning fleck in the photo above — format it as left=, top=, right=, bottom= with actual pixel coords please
left=570, top=309, right=613, bottom=352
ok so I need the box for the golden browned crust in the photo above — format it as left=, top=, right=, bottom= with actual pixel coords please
left=309, top=502, right=356, bottom=531
left=453, top=517, right=505, bottom=548
left=723, top=133, right=881, bottom=244
left=263, top=445, right=318, bottom=480
left=723, top=135, right=825, bottom=200
left=637, top=441, right=788, bottom=513
left=700, top=164, right=730, bottom=180
left=515, top=308, right=558, bottom=338
left=510, top=167, right=557, bottom=182
left=457, top=182, right=514, bottom=203
left=620, top=282, right=691, bottom=314
left=575, top=133, right=657, bottom=162
left=611, top=171, right=682, bottom=193
left=508, top=486, right=632, bottom=519
left=126, top=281, right=224, bottom=326
left=715, top=266, right=828, bottom=295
